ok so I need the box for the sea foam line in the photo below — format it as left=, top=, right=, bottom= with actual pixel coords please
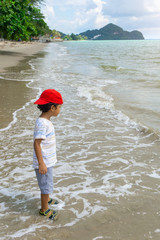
left=0, top=101, right=30, bottom=132
left=0, top=76, right=42, bottom=132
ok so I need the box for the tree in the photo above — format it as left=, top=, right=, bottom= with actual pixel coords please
left=0, top=0, right=33, bottom=40
left=0, top=0, right=51, bottom=40
left=51, top=29, right=61, bottom=39
left=70, top=33, right=79, bottom=40
left=29, top=6, right=51, bottom=36
left=63, top=33, right=88, bottom=41
left=63, top=34, right=72, bottom=41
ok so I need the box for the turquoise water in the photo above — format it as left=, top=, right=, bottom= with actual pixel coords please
left=0, top=40, right=160, bottom=239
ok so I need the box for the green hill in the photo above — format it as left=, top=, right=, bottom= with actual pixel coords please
left=80, top=23, right=144, bottom=40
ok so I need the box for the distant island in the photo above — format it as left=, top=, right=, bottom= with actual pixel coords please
left=79, top=23, right=144, bottom=40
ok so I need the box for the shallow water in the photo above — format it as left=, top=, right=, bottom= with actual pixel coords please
left=0, top=41, right=160, bottom=240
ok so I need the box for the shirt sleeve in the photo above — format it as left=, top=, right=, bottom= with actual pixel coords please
left=34, top=118, right=47, bottom=140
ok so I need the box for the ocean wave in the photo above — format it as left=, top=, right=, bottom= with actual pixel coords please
left=77, top=86, right=114, bottom=110
left=0, top=76, right=30, bottom=82
left=100, top=64, right=130, bottom=72
left=77, top=85, right=150, bottom=134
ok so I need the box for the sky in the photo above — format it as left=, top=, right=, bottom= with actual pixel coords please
left=41, top=0, right=160, bottom=39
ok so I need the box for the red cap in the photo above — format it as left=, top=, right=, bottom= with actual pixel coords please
left=34, top=89, right=63, bottom=105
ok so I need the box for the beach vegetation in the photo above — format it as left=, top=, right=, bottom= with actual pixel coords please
left=70, top=33, right=88, bottom=41
left=0, top=0, right=51, bottom=41
left=51, top=29, right=61, bottom=39
left=63, top=35, right=73, bottom=41
left=29, top=6, right=52, bottom=37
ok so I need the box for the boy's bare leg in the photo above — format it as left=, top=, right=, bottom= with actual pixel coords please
left=41, top=194, right=49, bottom=212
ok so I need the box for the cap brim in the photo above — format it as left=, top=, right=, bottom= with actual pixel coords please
left=34, top=98, right=48, bottom=104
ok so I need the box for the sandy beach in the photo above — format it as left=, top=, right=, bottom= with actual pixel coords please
left=0, top=41, right=45, bottom=72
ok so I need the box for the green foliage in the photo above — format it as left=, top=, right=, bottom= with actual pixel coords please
left=63, top=33, right=88, bottom=41
left=63, top=35, right=72, bottom=41
left=70, top=33, right=78, bottom=40
left=51, top=29, right=61, bottom=38
left=0, top=0, right=51, bottom=41
left=29, top=6, right=52, bottom=36
left=77, top=35, right=88, bottom=40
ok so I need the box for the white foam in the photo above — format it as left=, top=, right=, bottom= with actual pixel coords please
left=0, top=187, right=25, bottom=198
left=105, top=79, right=118, bottom=85
left=148, top=171, right=160, bottom=179
left=115, top=183, right=133, bottom=196
left=0, top=77, right=30, bottom=82
left=28, top=61, right=36, bottom=71
left=6, top=223, right=53, bottom=238
left=0, top=106, right=25, bottom=132
left=19, top=216, right=31, bottom=222
left=56, top=161, right=90, bottom=175
left=0, top=202, right=8, bottom=212
left=92, top=237, right=103, bottom=240
left=77, top=85, right=147, bottom=132
left=93, top=237, right=111, bottom=240
left=117, top=66, right=125, bottom=71
left=64, top=218, right=80, bottom=227
left=9, top=129, right=33, bottom=138
left=91, top=205, right=106, bottom=215
left=77, top=86, right=114, bottom=110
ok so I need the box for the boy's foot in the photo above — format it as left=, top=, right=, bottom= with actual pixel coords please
left=39, top=208, right=59, bottom=220
left=48, top=198, right=59, bottom=205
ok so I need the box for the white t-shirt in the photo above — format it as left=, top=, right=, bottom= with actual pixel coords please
left=33, top=117, right=57, bottom=169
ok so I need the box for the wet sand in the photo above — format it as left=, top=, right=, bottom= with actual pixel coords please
left=0, top=41, right=46, bottom=129
left=0, top=41, right=45, bottom=72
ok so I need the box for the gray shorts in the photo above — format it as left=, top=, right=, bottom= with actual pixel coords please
left=35, top=167, right=53, bottom=194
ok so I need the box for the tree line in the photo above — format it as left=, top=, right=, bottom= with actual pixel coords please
left=63, top=33, right=88, bottom=41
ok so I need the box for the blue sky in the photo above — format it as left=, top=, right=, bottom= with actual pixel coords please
left=41, top=0, right=160, bottom=39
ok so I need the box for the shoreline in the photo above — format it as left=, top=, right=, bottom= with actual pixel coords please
left=0, top=41, right=46, bottom=73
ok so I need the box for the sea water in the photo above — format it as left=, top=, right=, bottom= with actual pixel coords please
left=0, top=40, right=160, bottom=240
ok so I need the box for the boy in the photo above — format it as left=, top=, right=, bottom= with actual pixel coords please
left=33, top=89, right=63, bottom=220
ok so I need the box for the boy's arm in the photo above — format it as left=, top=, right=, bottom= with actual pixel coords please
left=34, top=139, right=47, bottom=174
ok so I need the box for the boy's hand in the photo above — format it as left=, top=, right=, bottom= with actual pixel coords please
left=39, top=162, right=47, bottom=174
left=34, top=139, right=47, bottom=174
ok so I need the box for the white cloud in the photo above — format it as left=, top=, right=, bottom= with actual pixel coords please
left=92, top=0, right=109, bottom=28
left=42, top=5, right=55, bottom=18
left=66, top=0, right=109, bottom=32
left=41, top=5, right=55, bottom=27
left=103, top=0, right=146, bottom=17
left=144, top=0, right=160, bottom=13
left=41, top=0, right=160, bottom=39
